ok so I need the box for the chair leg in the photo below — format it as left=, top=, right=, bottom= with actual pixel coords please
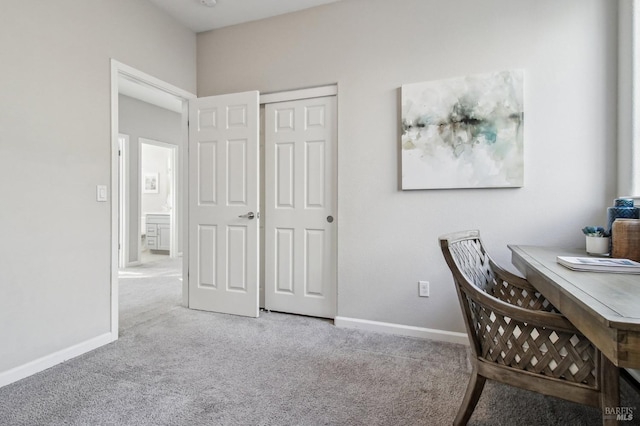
left=598, top=352, right=620, bottom=426
left=454, top=369, right=486, bottom=426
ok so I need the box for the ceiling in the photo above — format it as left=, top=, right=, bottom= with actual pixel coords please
left=147, top=0, right=341, bottom=33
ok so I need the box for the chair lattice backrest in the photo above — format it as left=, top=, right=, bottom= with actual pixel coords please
left=441, top=231, right=597, bottom=386
left=449, top=237, right=557, bottom=312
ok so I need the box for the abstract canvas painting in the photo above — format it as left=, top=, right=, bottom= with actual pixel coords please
left=401, top=70, right=524, bottom=190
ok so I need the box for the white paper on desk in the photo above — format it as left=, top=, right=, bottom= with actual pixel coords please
left=557, top=256, right=640, bottom=273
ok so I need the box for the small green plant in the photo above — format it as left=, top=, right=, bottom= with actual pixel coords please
left=582, top=226, right=609, bottom=237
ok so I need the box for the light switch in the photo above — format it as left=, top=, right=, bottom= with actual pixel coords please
left=96, top=185, right=108, bottom=202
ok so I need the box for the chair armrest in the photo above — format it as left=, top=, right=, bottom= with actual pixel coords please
left=489, top=260, right=558, bottom=312
left=460, top=277, right=578, bottom=333
left=490, top=259, right=535, bottom=291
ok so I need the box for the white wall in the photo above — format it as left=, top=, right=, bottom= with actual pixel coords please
left=197, top=0, right=618, bottom=333
left=0, top=0, right=195, bottom=377
left=119, top=95, right=182, bottom=262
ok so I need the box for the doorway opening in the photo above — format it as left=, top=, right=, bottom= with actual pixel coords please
left=117, top=94, right=183, bottom=332
left=139, top=139, right=178, bottom=265
left=110, top=60, right=195, bottom=339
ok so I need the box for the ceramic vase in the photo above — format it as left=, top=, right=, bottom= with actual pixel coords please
left=586, top=236, right=610, bottom=255
left=607, top=198, right=639, bottom=253
left=607, top=198, right=639, bottom=234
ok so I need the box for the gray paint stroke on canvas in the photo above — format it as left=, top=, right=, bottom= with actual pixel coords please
left=401, top=70, right=524, bottom=190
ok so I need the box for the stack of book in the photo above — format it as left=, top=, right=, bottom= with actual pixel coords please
left=557, top=256, right=640, bottom=274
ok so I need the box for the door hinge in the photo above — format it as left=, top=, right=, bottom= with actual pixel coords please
left=118, top=150, right=121, bottom=156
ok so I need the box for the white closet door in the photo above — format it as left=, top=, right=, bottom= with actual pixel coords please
left=188, top=91, right=260, bottom=317
left=264, top=96, right=337, bottom=318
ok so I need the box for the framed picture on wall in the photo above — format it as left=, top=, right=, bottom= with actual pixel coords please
left=401, top=69, right=524, bottom=190
left=143, top=172, right=159, bottom=194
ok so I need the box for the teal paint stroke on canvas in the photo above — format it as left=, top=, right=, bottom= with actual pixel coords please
left=401, top=70, right=524, bottom=190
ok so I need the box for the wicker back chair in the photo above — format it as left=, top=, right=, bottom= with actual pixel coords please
left=439, top=230, right=619, bottom=425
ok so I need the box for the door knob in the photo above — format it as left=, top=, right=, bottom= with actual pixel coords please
left=238, top=212, right=255, bottom=220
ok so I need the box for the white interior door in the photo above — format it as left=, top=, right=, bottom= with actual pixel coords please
left=264, top=96, right=337, bottom=318
left=188, top=91, right=260, bottom=317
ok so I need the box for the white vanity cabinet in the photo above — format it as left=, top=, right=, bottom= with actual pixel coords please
left=146, top=213, right=170, bottom=251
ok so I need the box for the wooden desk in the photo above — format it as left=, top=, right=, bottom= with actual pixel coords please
left=509, top=245, right=640, bottom=368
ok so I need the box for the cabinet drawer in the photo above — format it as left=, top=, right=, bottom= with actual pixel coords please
left=147, top=214, right=170, bottom=225
left=146, top=225, right=157, bottom=236
left=147, top=236, right=157, bottom=248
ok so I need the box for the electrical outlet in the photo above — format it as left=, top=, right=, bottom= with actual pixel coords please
left=419, top=281, right=430, bottom=297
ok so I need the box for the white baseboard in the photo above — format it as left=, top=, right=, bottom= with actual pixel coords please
left=334, top=316, right=469, bottom=345
left=0, top=332, right=116, bottom=388
left=626, top=368, right=640, bottom=383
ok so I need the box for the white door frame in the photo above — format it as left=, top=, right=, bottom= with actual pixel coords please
left=138, top=137, right=179, bottom=259
left=118, top=134, right=130, bottom=268
left=110, top=59, right=195, bottom=341
left=260, top=85, right=337, bottom=105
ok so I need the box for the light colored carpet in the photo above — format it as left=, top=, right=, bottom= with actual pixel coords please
left=118, top=256, right=183, bottom=333
left=0, top=258, right=638, bottom=425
